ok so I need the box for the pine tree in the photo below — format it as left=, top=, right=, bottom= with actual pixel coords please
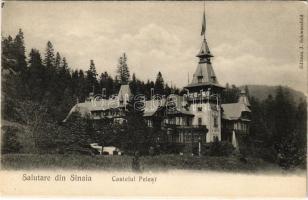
left=78, top=70, right=88, bottom=101
left=273, top=87, right=296, bottom=141
left=55, top=52, right=61, bottom=71
left=58, top=57, right=71, bottom=89
left=2, top=35, right=15, bottom=70
left=122, top=98, right=154, bottom=155
left=71, top=70, right=79, bottom=98
left=113, top=75, right=121, bottom=94
left=99, top=71, right=114, bottom=97
left=53, top=52, right=67, bottom=104
left=28, top=49, right=46, bottom=101
left=88, top=60, right=97, bottom=77
left=44, top=41, right=55, bottom=69
left=263, top=94, right=275, bottom=138
left=164, top=83, right=172, bottom=96
left=1, top=35, right=22, bottom=121
left=13, top=29, right=27, bottom=72
left=145, top=80, right=155, bottom=99
left=116, top=53, right=130, bottom=84
left=55, top=87, right=75, bottom=122
left=43, top=41, right=57, bottom=104
left=86, top=59, right=99, bottom=94
left=62, top=112, right=93, bottom=153
left=129, top=73, right=138, bottom=95
left=154, top=71, right=164, bottom=95
left=106, top=76, right=114, bottom=97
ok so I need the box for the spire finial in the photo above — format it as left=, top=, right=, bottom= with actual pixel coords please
left=203, top=0, right=205, bottom=13
left=201, top=2, right=206, bottom=40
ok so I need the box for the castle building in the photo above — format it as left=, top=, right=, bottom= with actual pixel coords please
left=184, top=26, right=225, bottom=143
left=64, top=11, right=251, bottom=152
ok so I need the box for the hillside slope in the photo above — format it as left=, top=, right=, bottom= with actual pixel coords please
left=239, top=85, right=306, bottom=104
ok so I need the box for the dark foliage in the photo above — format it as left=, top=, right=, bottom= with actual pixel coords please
left=121, top=99, right=157, bottom=155
left=1, top=126, right=22, bottom=154
left=116, top=53, right=130, bottom=85
left=159, top=143, right=185, bottom=154
left=1, top=29, right=306, bottom=171
left=203, top=137, right=234, bottom=156
left=60, top=112, right=97, bottom=154
left=221, top=83, right=241, bottom=103
left=247, top=87, right=306, bottom=169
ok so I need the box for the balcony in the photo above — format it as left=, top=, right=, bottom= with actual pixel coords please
left=163, top=123, right=208, bottom=131
left=184, top=93, right=220, bottom=103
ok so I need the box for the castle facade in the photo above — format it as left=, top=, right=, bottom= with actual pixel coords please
left=64, top=11, right=251, bottom=153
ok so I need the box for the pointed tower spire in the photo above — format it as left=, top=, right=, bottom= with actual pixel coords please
left=201, top=0, right=206, bottom=37
left=196, top=39, right=213, bottom=61
left=197, top=10, right=213, bottom=62
left=185, top=9, right=224, bottom=93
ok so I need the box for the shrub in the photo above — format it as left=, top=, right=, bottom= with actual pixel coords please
left=159, top=142, right=185, bottom=154
left=254, top=146, right=277, bottom=163
left=1, top=126, right=22, bottom=154
left=276, top=136, right=304, bottom=169
left=203, top=138, right=234, bottom=157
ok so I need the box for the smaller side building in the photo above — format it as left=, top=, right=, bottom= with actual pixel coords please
left=221, top=90, right=251, bottom=149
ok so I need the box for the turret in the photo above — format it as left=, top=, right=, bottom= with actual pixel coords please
left=184, top=11, right=224, bottom=95
left=238, top=89, right=251, bottom=108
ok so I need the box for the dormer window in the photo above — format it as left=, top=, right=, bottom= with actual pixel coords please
left=197, top=76, right=203, bottom=83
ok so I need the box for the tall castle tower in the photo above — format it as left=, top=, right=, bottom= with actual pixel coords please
left=184, top=11, right=224, bottom=142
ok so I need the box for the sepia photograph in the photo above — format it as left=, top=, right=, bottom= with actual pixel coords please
left=0, top=1, right=307, bottom=197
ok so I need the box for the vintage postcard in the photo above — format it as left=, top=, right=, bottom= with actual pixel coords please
left=0, top=1, right=307, bottom=197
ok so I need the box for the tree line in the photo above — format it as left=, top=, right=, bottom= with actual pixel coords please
left=2, top=29, right=181, bottom=123
left=247, top=88, right=306, bottom=169
left=1, top=29, right=307, bottom=169
left=1, top=29, right=179, bottom=155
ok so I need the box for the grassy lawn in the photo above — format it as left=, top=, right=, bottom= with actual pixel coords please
left=0, top=153, right=293, bottom=173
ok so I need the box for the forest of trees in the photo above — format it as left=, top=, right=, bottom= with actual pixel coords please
left=247, top=88, right=307, bottom=169
left=1, top=29, right=307, bottom=169
left=2, top=30, right=181, bottom=122
left=1, top=29, right=180, bottom=155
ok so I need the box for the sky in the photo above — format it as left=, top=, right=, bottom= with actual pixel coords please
left=2, top=1, right=307, bottom=94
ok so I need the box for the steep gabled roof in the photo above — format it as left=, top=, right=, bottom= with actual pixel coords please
left=63, top=98, right=126, bottom=122
left=190, top=62, right=218, bottom=85
left=118, top=84, right=132, bottom=102
left=221, top=103, right=251, bottom=120
left=143, top=95, right=194, bottom=117
left=143, top=99, right=166, bottom=117
left=185, top=24, right=224, bottom=90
